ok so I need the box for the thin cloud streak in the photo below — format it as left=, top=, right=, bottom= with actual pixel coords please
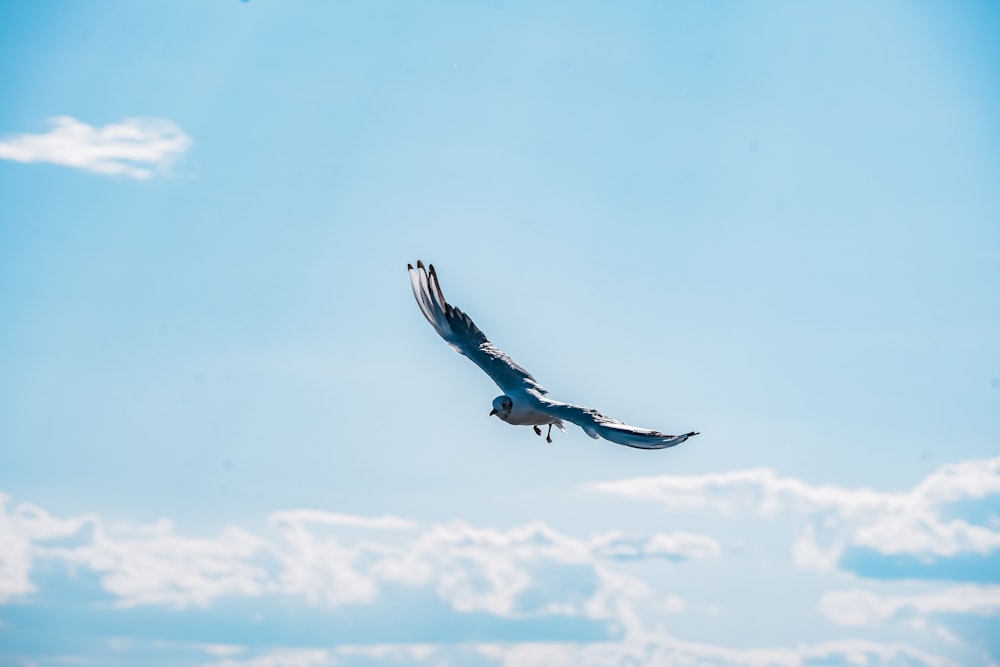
left=0, top=116, right=191, bottom=179
left=819, top=586, right=1000, bottom=627
left=194, top=637, right=960, bottom=667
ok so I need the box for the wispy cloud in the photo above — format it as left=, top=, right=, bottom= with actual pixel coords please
left=0, top=116, right=191, bottom=179
left=193, top=638, right=960, bottom=667
left=205, top=648, right=330, bottom=667
left=474, top=636, right=962, bottom=667
left=269, top=509, right=417, bottom=531
left=589, top=457, right=1000, bottom=581
left=819, top=585, right=1000, bottom=627
left=591, top=530, right=722, bottom=562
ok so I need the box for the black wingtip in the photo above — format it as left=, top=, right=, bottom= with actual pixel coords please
left=417, top=259, right=425, bottom=270
left=688, top=431, right=700, bottom=437
left=407, top=263, right=414, bottom=270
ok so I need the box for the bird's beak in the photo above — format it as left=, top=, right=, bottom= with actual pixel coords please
left=489, top=409, right=497, bottom=416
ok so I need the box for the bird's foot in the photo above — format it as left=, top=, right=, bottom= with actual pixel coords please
left=546, top=424, right=553, bottom=443
left=533, top=426, right=542, bottom=437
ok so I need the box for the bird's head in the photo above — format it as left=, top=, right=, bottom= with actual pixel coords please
left=489, top=395, right=513, bottom=421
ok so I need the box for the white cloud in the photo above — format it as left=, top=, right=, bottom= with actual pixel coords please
left=204, top=649, right=330, bottom=667
left=203, top=645, right=245, bottom=657
left=43, top=522, right=270, bottom=607
left=267, top=510, right=380, bottom=608
left=589, top=457, right=1000, bottom=579
left=0, top=495, right=715, bottom=621
left=0, top=116, right=191, bottom=179
left=819, top=585, right=1000, bottom=627
left=269, top=509, right=416, bottom=531
left=11, top=490, right=988, bottom=666
left=0, top=494, right=96, bottom=602
left=362, top=519, right=676, bottom=620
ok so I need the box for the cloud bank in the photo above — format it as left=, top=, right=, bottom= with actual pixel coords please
left=0, top=494, right=717, bottom=619
left=5, top=459, right=998, bottom=665
left=0, top=116, right=191, bottom=179
left=4, top=477, right=995, bottom=666
left=589, top=457, right=1000, bottom=582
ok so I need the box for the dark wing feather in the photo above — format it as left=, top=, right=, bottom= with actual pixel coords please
left=407, top=261, right=546, bottom=395
left=536, top=398, right=697, bottom=450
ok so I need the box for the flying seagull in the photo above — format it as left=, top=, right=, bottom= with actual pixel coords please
left=407, top=260, right=698, bottom=450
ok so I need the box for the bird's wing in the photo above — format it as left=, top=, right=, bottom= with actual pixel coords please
left=533, top=397, right=697, bottom=450
left=407, top=260, right=546, bottom=395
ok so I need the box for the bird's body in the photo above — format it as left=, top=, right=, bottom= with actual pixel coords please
left=407, top=260, right=698, bottom=450
left=496, top=394, right=562, bottom=428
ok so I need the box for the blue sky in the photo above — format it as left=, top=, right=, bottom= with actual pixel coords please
left=1, top=1, right=998, bottom=666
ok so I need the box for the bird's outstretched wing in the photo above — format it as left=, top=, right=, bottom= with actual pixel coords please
left=534, top=397, right=697, bottom=450
left=407, top=260, right=546, bottom=395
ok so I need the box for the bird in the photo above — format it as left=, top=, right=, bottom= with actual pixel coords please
left=407, top=260, right=698, bottom=450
